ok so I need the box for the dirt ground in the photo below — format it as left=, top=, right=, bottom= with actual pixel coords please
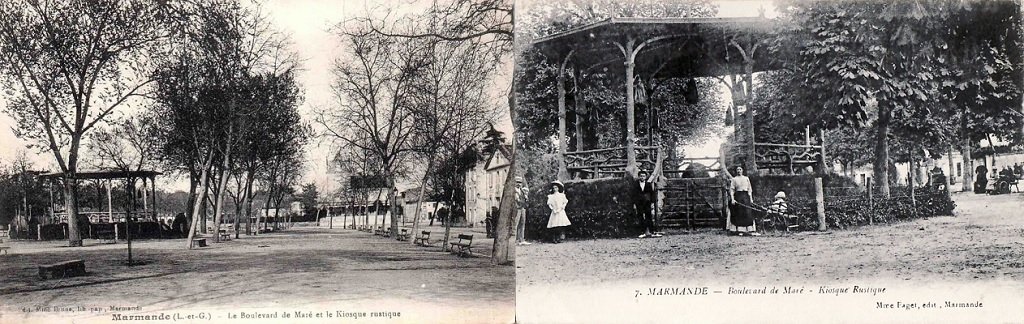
left=516, top=192, right=1024, bottom=323
left=0, top=224, right=514, bottom=324
left=518, top=192, right=1024, bottom=285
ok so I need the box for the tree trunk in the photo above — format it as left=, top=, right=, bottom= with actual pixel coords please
left=873, top=107, right=892, bottom=198
left=389, top=186, right=399, bottom=240
left=186, top=154, right=215, bottom=249
left=200, top=186, right=210, bottom=234
left=263, top=185, right=275, bottom=232
left=244, top=173, right=255, bottom=235
left=492, top=67, right=517, bottom=264
left=986, top=133, right=996, bottom=167
left=946, top=145, right=954, bottom=196
left=743, top=61, right=757, bottom=175
left=441, top=190, right=456, bottom=251
left=125, top=178, right=136, bottom=265
left=186, top=171, right=198, bottom=223
left=410, top=159, right=434, bottom=245
left=64, top=176, right=83, bottom=247
left=274, top=190, right=286, bottom=230
left=233, top=171, right=247, bottom=239
left=212, top=155, right=230, bottom=243
left=909, top=144, right=916, bottom=207
left=961, top=116, right=973, bottom=192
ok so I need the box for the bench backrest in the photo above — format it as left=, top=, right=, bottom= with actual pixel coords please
left=457, top=234, right=473, bottom=241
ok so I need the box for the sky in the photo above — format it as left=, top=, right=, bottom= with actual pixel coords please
left=0, top=0, right=769, bottom=194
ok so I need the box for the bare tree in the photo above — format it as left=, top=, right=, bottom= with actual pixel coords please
left=317, top=21, right=429, bottom=237
left=408, top=37, right=503, bottom=245
left=349, top=0, right=516, bottom=264
left=0, top=0, right=173, bottom=247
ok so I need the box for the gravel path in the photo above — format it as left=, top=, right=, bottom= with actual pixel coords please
left=516, top=192, right=1024, bottom=323
left=0, top=225, right=513, bottom=323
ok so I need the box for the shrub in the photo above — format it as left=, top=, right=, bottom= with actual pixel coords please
left=525, top=178, right=642, bottom=240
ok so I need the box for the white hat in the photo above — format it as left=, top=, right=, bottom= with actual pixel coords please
left=775, top=191, right=786, bottom=199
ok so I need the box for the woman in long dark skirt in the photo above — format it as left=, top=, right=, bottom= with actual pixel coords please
left=728, top=166, right=760, bottom=236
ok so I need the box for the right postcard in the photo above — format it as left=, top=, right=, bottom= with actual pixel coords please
left=512, top=0, right=1024, bottom=323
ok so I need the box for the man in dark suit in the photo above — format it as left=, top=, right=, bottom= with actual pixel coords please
left=632, top=170, right=662, bottom=238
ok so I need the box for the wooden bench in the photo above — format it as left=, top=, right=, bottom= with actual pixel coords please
left=191, top=238, right=207, bottom=247
left=38, top=260, right=86, bottom=279
left=449, top=234, right=474, bottom=257
left=414, top=231, right=431, bottom=246
left=396, top=229, right=410, bottom=241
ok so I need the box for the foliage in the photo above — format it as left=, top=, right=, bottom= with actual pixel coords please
left=296, top=183, right=319, bottom=218
left=0, top=155, right=49, bottom=227
left=479, top=125, right=508, bottom=157
left=519, top=149, right=560, bottom=190
left=515, top=1, right=722, bottom=152
left=761, top=1, right=1022, bottom=196
left=519, top=0, right=717, bottom=40
left=426, top=145, right=480, bottom=209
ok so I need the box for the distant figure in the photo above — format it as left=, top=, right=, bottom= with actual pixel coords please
left=514, top=177, right=531, bottom=246
left=485, top=207, right=497, bottom=238
left=1014, top=163, right=1023, bottom=178
left=930, top=167, right=947, bottom=191
left=171, top=213, right=188, bottom=237
left=546, top=180, right=570, bottom=243
left=975, top=165, right=988, bottom=194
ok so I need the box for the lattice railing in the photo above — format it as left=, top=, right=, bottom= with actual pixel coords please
left=565, top=146, right=658, bottom=178
left=753, top=143, right=823, bottom=173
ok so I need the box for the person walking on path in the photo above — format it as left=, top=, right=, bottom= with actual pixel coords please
left=546, top=180, right=571, bottom=243
left=515, top=177, right=531, bottom=245
left=728, top=166, right=760, bottom=236
left=632, top=170, right=662, bottom=238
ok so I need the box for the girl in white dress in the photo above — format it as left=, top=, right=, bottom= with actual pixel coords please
left=546, top=181, right=571, bottom=243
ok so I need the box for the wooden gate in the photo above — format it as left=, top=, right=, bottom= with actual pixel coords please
left=658, top=177, right=729, bottom=229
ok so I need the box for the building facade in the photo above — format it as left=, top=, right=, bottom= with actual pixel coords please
left=465, top=145, right=512, bottom=228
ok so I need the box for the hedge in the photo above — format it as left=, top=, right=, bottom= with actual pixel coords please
left=761, top=185, right=956, bottom=231
left=525, top=178, right=642, bottom=240
left=523, top=174, right=958, bottom=239
left=748, top=173, right=859, bottom=203
left=24, top=221, right=171, bottom=240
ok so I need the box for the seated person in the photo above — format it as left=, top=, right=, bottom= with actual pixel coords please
left=767, top=191, right=789, bottom=216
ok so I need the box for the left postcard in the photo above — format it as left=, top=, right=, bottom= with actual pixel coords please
left=0, top=1, right=515, bottom=323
